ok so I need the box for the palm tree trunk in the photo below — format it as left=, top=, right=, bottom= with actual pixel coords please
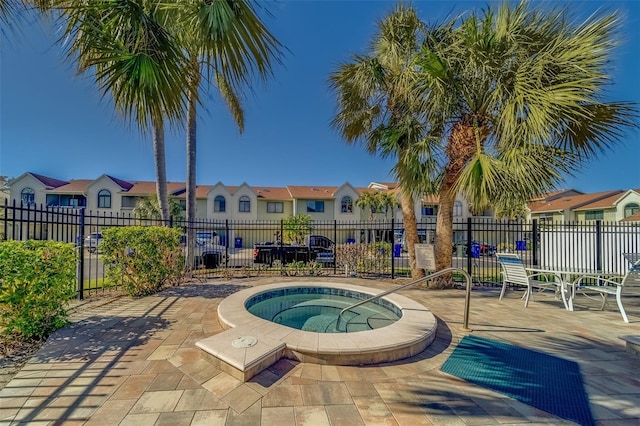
left=152, top=116, right=170, bottom=225
left=433, top=182, right=455, bottom=286
left=401, top=190, right=425, bottom=279
left=185, top=61, right=200, bottom=270
left=433, top=118, right=481, bottom=287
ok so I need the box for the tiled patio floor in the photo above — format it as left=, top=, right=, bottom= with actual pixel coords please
left=1, top=276, right=639, bottom=425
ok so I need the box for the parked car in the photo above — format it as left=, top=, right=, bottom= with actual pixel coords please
left=253, top=235, right=334, bottom=266
left=181, top=234, right=227, bottom=269
left=84, top=232, right=102, bottom=253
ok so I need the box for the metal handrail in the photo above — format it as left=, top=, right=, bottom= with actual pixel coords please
left=335, top=267, right=473, bottom=332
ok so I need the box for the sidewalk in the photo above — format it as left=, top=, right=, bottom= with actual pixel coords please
left=1, top=277, right=639, bottom=425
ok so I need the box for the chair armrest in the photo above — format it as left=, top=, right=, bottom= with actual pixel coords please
left=527, top=271, right=564, bottom=284
left=573, top=275, right=623, bottom=288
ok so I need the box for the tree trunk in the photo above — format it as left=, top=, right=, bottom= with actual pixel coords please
left=400, top=189, right=425, bottom=279
left=432, top=118, right=482, bottom=287
left=185, top=62, right=200, bottom=271
left=152, top=117, right=170, bottom=225
left=433, top=183, right=456, bottom=287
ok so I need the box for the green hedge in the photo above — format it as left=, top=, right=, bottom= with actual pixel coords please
left=0, top=240, right=76, bottom=340
left=101, top=226, right=183, bottom=296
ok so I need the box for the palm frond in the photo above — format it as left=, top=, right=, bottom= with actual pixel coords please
left=56, top=0, right=191, bottom=130
left=214, top=72, right=244, bottom=133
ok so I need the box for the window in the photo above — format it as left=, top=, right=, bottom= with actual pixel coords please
left=122, top=196, right=138, bottom=208
left=98, top=189, right=111, bottom=208
left=624, top=203, right=639, bottom=218
left=46, top=194, right=60, bottom=207
left=585, top=210, right=604, bottom=220
left=421, top=204, right=437, bottom=216
left=454, top=201, right=463, bottom=217
left=341, top=196, right=353, bottom=213
left=267, top=202, right=283, bottom=213
left=307, top=200, right=324, bottom=213
left=214, top=195, right=226, bottom=212
left=239, top=196, right=251, bottom=213
left=21, top=187, right=35, bottom=205
left=179, top=199, right=186, bottom=210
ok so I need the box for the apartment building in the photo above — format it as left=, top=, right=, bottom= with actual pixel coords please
left=7, top=172, right=475, bottom=224
left=11, top=171, right=638, bottom=226
left=528, top=188, right=640, bottom=223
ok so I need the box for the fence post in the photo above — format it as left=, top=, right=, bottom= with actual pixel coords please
left=532, top=219, right=538, bottom=266
left=2, top=199, right=7, bottom=241
left=333, top=220, right=337, bottom=275
left=225, top=219, right=230, bottom=268
left=466, top=217, right=473, bottom=275
left=77, top=207, right=85, bottom=300
left=595, top=220, right=602, bottom=272
left=18, top=200, right=24, bottom=240
left=391, top=218, right=395, bottom=279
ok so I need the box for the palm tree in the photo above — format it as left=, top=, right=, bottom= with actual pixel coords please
left=330, top=4, right=431, bottom=278
left=159, top=0, right=283, bottom=268
left=133, top=196, right=184, bottom=225
left=378, top=191, right=400, bottom=220
left=355, top=191, right=381, bottom=222
left=51, top=0, right=192, bottom=224
left=1, top=0, right=18, bottom=25
left=413, top=0, right=638, bottom=284
left=355, top=191, right=383, bottom=244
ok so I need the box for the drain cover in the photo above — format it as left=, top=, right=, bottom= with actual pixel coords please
left=232, top=336, right=258, bottom=348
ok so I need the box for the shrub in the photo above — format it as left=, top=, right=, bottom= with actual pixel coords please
left=336, top=242, right=391, bottom=275
left=101, top=226, right=183, bottom=296
left=0, top=240, right=76, bottom=340
left=280, top=260, right=323, bottom=276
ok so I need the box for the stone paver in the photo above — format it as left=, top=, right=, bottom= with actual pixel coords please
left=1, top=276, right=639, bottom=425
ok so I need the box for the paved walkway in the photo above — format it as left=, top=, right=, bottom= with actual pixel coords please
left=1, top=277, right=639, bottom=425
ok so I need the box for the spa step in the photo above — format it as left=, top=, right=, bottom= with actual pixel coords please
left=620, top=335, right=640, bottom=356
left=196, top=326, right=285, bottom=382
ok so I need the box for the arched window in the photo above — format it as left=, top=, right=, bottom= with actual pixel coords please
left=98, top=189, right=111, bottom=208
left=454, top=201, right=463, bottom=217
left=239, top=196, right=250, bottom=213
left=624, top=203, right=639, bottom=218
left=21, top=187, right=35, bottom=205
left=214, top=195, right=226, bottom=212
left=341, top=196, right=353, bottom=213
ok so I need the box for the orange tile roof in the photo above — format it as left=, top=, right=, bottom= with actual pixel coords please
left=530, top=189, right=582, bottom=201
left=286, top=186, right=338, bottom=199
left=46, top=179, right=93, bottom=193
left=173, top=186, right=213, bottom=199
left=126, top=181, right=185, bottom=195
left=576, top=191, right=628, bottom=210
left=528, top=190, right=623, bottom=213
left=254, top=187, right=292, bottom=200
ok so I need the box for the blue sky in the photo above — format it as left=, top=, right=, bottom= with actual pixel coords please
left=1, top=0, right=639, bottom=192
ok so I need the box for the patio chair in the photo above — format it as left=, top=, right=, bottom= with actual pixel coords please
left=496, top=252, right=564, bottom=307
left=572, top=254, right=640, bottom=323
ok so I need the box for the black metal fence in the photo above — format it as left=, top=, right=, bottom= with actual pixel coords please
left=2, top=200, right=639, bottom=300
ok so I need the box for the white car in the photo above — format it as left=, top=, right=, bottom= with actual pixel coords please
left=84, top=232, right=102, bottom=253
left=182, top=234, right=226, bottom=268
